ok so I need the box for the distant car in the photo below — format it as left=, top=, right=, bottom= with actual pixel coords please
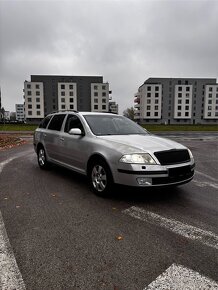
left=34, top=111, right=195, bottom=196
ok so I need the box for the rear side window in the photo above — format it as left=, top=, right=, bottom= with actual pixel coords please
left=39, top=115, right=52, bottom=129
left=48, top=114, right=66, bottom=131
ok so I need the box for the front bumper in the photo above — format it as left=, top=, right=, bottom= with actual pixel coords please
left=113, top=162, right=195, bottom=187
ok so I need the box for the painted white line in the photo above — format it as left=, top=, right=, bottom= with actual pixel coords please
left=193, top=180, right=218, bottom=190
left=144, top=263, right=218, bottom=289
left=0, top=211, right=26, bottom=289
left=0, top=157, right=16, bottom=174
left=195, top=170, right=218, bottom=182
left=123, top=206, right=218, bottom=250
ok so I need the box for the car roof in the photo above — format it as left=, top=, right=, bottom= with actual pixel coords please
left=49, top=111, right=119, bottom=117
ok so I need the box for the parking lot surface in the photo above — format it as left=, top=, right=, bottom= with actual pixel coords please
left=0, top=133, right=218, bottom=290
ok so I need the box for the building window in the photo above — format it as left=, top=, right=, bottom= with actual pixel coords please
left=178, top=100, right=182, bottom=104
left=27, top=98, right=32, bottom=102
left=70, top=105, right=74, bottom=109
left=185, top=112, right=189, bottom=117
left=36, top=98, right=40, bottom=102
left=102, top=92, right=106, bottom=97
left=28, top=104, right=32, bottom=109
left=102, top=85, right=106, bottom=90
left=177, top=106, right=182, bottom=110
left=155, top=106, right=158, bottom=110
left=61, top=105, right=65, bottom=109
left=94, top=105, right=98, bottom=110
left=61, top=84, right=65, bottom=89
left=178, top=93, right=182, bottom=98
left=28, top=111, right=32, bottom=115
left=155, top=93, right=159, bottom=98
left=185, top=80, right=188, bottom=85
left=27, top=84, right=31, bottom=89
left=69, top=85, right=73, bottom=90
left=27, top=91, right=31, bottom=96
left=147, top=99, right=151, bottom=104
left=154, top=112, right=158, bottom=116
left=178, top=112, right=181, bottom=117
left=36, top=105, right=40, bottom=109
left=36, top=91, right=40, bottom=96
left=61, top=98, right=65, bottom=103
left=185, top=106, right=189, bottom=110
left=102, top=105, right=106, bottom=110
left=209, top=87, right=213, bottom=92
left=147, top=112, right=150, bottom=116
left=208, top=112, right=211, bottom=117
left=70, top=98, right=74, bottom=103
left=69, top=91, right=73, bottom=96
left=147, top=86, right=151, bottom=91
left=155, top=86, right=159, bottom=91
left=94, top=85, right=98, bottom=90
left=147, top=93, right=151, bottom=98
left=155, top=99, right=159, bottom=104
left=102, top=99, right=106, bottom=103
left=208, top=106, right=212, bottom=110
left=61, top=91, right=65, bottom=96
left=94, top=92, right=98, bottom=97
left=186, top=93, right=189, bottom=97
left=147, top=106, right=151, bottom=110
left=178, top=86, right=182, bottom=91
left=178, top=80, right=181, bottom=85
left=186, top=100, right=189, bottom=104
left=37, top=111, right=40, bottom=116
left=208, top=100, right=212, bottom=104
left=36, top=84, right=40, bottom=89
left=94, top=99, right=98, bottom=103
left=186, top=87, right=190, bottom=91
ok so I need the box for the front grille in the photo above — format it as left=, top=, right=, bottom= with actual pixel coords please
left=154, top=149, right=190, bottom=165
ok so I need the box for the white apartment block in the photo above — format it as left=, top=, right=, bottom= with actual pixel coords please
left=109, top=101, right=119, bottom=114
left=204, top=84, right=218, bottom=119
left=91, top=83, right=109, bottom=112
left=134, top=78, right=218, bottom=125
left=58, top=83, right=77, bottom=111
left=135, top=84, right=162, bottom=119
left=174, top=85, right=193, bottom=119
left=15, top=104, right=25, bottom=121
left=24, top=81, right=44, bottom=119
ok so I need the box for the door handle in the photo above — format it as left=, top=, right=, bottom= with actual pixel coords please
left=60, top=137, right=64, bottom=141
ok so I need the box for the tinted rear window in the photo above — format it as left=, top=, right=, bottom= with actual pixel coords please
left=39, top=115, right=52, bottom=129
left=48, top=114, right=66, bottom=131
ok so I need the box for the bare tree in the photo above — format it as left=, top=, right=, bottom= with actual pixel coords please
left=123, top=107, right=135, bottom=120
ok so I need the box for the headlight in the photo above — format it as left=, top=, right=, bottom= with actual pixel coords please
left=120, top=153, right=156, bottom=164
left=188, top=149, right=194, bottom=160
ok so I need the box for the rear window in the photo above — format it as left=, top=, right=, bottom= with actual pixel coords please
left=39, top=115, right=52, bottom=129
left=48, top=114, right=66, bottom=131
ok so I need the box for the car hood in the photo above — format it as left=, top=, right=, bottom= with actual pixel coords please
left=98, top=134, right=185, bottom=154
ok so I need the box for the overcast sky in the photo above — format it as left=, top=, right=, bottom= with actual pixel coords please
left=0, top=0, right=218, bottom=114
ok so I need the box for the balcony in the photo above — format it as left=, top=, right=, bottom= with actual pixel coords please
left=134, top=103, right=140, bottom=108
left=134, top=97, right=140, bottom=104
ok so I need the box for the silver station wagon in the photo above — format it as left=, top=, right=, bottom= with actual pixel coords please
left=34, top=111, right=195, bottom=196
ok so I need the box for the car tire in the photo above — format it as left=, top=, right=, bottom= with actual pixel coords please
left=88, top=159, right=113, bottom=197
left=37, top=146, right=50, bottom=169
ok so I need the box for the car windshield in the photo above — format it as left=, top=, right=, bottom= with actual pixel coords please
left=84, top=115, right=148, bottom=136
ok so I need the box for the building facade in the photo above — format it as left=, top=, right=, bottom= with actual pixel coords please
left=15, top=104, right=25, bottom=122
left=134, top=78, right=218, bottom=124
left=109, top=101, right=119, bottom=114
left=24, top=75, right=112, bottom=123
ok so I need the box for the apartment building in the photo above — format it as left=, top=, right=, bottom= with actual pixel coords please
left=109, top=101, right=119, bottom=114
left=15, top=104, right=25, bottom=122
left=24, top=75, right=112, bottom=123
left=134, top=78, right=218, bottom=124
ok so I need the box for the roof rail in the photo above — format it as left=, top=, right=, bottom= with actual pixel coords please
left=50, top=110, right=79, bottom=114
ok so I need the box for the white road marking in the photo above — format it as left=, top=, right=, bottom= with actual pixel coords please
left=0, top=211, right=26, bottom=289
left=195, top=170, right=218, bottom=182
left=144, top=263, right=218, bottom=289
left=123, top=206, right=218, bottom=250
left=193, top=180, right=218, bottom=190
left=0, top=157, right=16, bottom=174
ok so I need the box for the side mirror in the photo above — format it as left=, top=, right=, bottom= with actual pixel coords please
left=69, top=128, right=83, bottom=135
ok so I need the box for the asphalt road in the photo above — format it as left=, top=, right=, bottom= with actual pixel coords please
left=0, top=133, right=218, bottom=290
